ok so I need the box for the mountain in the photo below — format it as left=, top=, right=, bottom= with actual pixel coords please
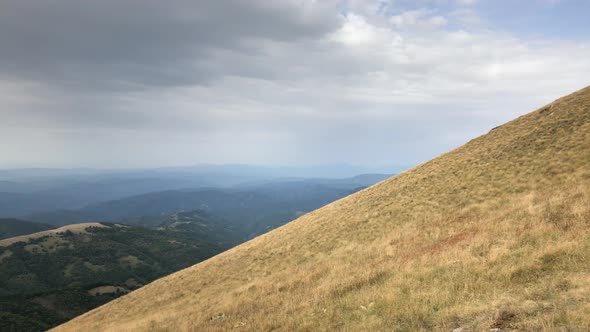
left=0, top=174, right=221, bottom=217
left=55, top=86, right=590, bottom=331
left=29, top=175, right=390, bottom=237
left=0, top=218, right=235, bottom=331
left=0, top=165, right=402, bottom=218
left=0, top=192, right=73, bottom=217
left=237, top=173, right=390, bottom=193
left=128, top=210, right=244, bottom=248
left=0, top=218, right=54, bottom=240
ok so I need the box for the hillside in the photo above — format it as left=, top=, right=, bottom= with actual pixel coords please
left=56, top=86, right=590, bottom=331
left=0, top=220, right=231, bottom=331
left=125, top=210, right=244, bottom=247
left=0, top=218, right=54, bottom=240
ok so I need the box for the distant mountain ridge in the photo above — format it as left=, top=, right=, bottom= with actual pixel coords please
left=0, top=165, right=402, bottom=217
left=0, top=218, right=54, bottom=240
left=28, top=175, right=391, bottom=238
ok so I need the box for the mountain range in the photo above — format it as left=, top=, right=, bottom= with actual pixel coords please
left=0, top=174, right=390, bottom=331
left=27, top=175, right=390, bottom=238
left=0, top=166, right=402, bottom=217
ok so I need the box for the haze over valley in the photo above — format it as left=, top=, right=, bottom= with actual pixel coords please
left=0, top=166, right=393, bottom=330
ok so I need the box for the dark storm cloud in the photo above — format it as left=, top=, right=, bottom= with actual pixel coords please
left=1, top=0, right=589, bottom=169
left=0, top=0, right=340, bottom=89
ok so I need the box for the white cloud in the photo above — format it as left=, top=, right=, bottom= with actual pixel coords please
left=0, top=0, right=589, bottom=168
left=456, top=0, right=479, bottom=5
left=390, top=10, right=448, bottom=29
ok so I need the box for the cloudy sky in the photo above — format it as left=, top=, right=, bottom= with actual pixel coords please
left=1, top=0, right=589, bottom=169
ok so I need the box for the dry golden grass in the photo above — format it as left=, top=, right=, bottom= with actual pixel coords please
left=55, top=86, right=590, bottom=332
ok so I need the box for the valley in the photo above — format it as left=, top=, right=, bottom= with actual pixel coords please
left=0, top=173, right=390, bottom=331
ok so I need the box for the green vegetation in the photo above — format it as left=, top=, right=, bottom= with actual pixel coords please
left=153, top=210, right=244, bottom=247
left=0, top=222, right=228, bottom=331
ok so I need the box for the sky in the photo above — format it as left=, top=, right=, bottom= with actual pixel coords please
left=1, top=0, right=589, bottom=169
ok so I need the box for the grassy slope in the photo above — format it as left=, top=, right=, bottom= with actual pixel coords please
left=56, top=86, right=590, bottom=331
